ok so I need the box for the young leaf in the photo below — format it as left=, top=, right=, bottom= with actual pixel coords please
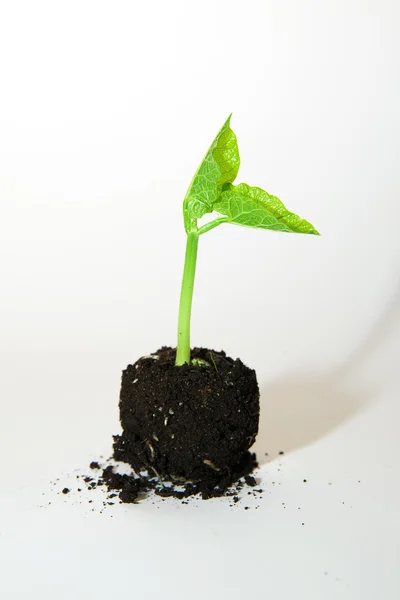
left=214, top=183, right=319, bottom=235
left=184, top=115, right=240, bottom=226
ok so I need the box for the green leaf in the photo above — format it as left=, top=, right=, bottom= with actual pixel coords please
left=214, top=183, right=319, bottom=235
left=184, top=115, right=240, bottom=225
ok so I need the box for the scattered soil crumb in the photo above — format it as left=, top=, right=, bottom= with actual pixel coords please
left=244, top=475, right=256, bottom=487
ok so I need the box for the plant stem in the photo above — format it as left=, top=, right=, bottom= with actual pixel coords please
left=176, top=230, right=199, bottom=365
left=197, top=217, right=228, bottom=236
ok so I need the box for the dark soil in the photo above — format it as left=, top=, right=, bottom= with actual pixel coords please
left=57, top=347, right=261, bottom=504
left=102, top=450, right=258, bottom=502
left=114, top=347, right=260, bottom=485
left=71, top=452, right=262, bottom=504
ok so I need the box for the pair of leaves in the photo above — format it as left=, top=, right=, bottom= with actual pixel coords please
left=183, top=115, right=319, bottom=235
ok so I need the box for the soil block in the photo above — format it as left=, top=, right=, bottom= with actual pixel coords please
left=113, top=347, right=260, bottom=483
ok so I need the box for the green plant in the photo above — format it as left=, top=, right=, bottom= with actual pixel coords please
left=175, top=115, right=319, bottom=366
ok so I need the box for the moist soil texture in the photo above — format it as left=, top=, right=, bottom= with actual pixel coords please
left=114, top=347, right=259, bottom=485
left=72, top=347, right=260, bottom=504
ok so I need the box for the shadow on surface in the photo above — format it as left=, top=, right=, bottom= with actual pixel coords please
left=253, top=284, right=400, bottom=464
left=253, top=374, right=372, bottom=464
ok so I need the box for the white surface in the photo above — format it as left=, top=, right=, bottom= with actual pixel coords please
left=1, top=1, right=400, bottom=599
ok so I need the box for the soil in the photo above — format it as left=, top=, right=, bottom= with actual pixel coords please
left=114, top=346, right=260, bottom=485
left=69, top=453, right=263, bottom=505
left=56, top=347, right=261, bottom=504
left=51, top=452, right=265, bottom=507
left=97, top=450, right=258, bottom=502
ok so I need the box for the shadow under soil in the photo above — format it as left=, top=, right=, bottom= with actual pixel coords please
left=252, top=283, right=400, bottom=464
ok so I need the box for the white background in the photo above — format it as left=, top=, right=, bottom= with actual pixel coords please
left=0, top=1, right=399, bottom=599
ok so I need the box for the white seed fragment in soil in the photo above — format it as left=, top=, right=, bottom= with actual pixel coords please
left=202, top=459, right=220, bottom=471
left=152, top=434, right=159, bottom=441
left=158, top=407, right=163, bottom=411
left=146, top=440, right=155, bottom=459
left=142, top=354, right=159, bottom=360
left=169, top=409, right=174, bottom=415
left=170, top=434, right=175, bottom=439
left=164, top=417, right=169, bottom=426
left=179, top=402, right=183, bottom=406
left=133, top=378, right=139, bottom=384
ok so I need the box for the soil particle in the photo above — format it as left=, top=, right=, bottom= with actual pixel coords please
left=244, top=475, right=257, bottom=487
left=62, top=488, right=70, bottom=494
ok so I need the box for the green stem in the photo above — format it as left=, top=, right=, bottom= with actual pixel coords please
left=176, top=230, right=199, bottom=365
left=198, top=217, right=228, bottom=235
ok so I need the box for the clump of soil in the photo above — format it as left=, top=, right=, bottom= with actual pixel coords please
left=60, top=347, right=261, bottom=505
left=114, top=347, right=260, bottom=484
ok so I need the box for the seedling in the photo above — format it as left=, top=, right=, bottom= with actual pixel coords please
left=176, top=115, right=319, bottom=366
left=82, top=115, right=320, bottom=501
